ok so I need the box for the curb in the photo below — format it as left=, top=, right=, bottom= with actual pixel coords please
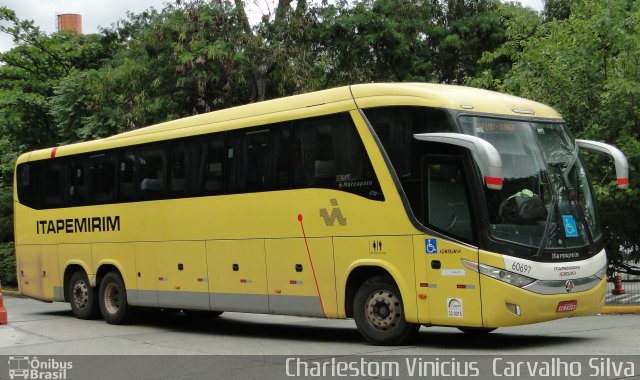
left=601, top=305, right=640, bottom=314
left=1, top=290, right=25, bottom=298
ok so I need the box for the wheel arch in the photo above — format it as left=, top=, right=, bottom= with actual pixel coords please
left=96, top=263, right=124, bottom=288
left=63, top=263, right=90, bottom=302
left=344, top=265, right=397, bottom=318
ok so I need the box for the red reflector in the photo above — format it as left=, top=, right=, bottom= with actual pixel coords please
left=419, top=283, right=428, bottom=288
left=485, top=176, right=503, bottom=186
left=557, top=300, right=577, bottom=312
left=240, top=279, right=247, bottom=283
left=51, top=147, right=58, bottom=158
left=290, top=280, right=297, bottom=284
left=456, top=284, right=466, bottom=289
left=618, top=178, right=629, bottom=186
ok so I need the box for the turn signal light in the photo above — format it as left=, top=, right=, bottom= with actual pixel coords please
left=506, top=303, right=521, bottom=316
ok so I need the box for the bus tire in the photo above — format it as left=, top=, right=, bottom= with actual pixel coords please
left=353, top=275, right=419, bottom=345
left=99, top=272, right=134, bottom=324
left=69, top=271, right=99, bottom=319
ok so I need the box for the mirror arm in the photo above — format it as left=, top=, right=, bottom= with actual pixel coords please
left=576, top=139, right=629, bottom=189
left=414, top=133, right=503, bottom=190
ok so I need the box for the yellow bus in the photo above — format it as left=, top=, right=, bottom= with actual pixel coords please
left=14, top=83, right=629, bottom=345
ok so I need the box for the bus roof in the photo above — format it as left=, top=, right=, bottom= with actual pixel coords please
left=18, top=83, right=562, bottom=163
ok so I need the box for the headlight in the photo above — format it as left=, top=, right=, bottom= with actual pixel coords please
left=462, top=259, right=536, bottom=287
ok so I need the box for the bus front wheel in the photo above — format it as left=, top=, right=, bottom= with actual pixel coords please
left=99, top=272, right=134, bottom=324
left=353, top=275, right=419, bottom=345
left=69, top=271, right=99, bottom=319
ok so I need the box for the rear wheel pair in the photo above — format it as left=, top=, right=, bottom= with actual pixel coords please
left=69, top=271, right=133, bottom=324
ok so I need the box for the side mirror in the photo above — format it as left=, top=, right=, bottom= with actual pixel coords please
left=575, top=139, right=629, bottom=189
left=414, top=133, right=503, bottom=190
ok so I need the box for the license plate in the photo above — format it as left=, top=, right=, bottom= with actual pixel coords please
left=557, top=300, right=577, bottom=312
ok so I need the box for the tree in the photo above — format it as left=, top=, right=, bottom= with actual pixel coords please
left=490, top=0, right=640, bottom=274
left=465, top=2, right=541, bottom=90
left=50, top=0, right=319, bottom=141
left=0, top=8, right=121, bottom=285
left=542, top=0, right=578, bottom=21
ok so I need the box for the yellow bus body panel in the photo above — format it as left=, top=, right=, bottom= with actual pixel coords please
left=15, top=83, right=600, bottom=332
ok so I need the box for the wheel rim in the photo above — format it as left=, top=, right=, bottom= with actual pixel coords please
left=72, top=280, right=89, bottom=310
left=365, top=289, right=401, bottom=331
left=103, top=282, right=121, bottom=315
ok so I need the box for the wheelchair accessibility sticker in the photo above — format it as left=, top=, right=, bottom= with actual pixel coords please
left=562, top=215, right=579, bottom=238
left=425, top=239, right=438, bottom=254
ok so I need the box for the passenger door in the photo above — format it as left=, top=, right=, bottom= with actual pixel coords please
left=421, top=156, right=482, bottom=327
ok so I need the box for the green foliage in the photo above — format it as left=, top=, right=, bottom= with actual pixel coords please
left=0, top=242, right=16, bottom=286
left=542, top=0, right=578, bottom=21
left=477, top=0, right=640, bottom=272
left=465, top=2, right=541, bottom=89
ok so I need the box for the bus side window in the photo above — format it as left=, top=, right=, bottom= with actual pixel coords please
left=17, top=162, right=43, bottom=209
left=194, top=134, right=225, bottom=195
left=271, top=125, right=291, bottom=190
left=227, top=124, right=290, bottom=193
left=170, top=141, right=189, bottom=196
left=89, top=153, right=117, bottom=204
left=364, top=106, right=456, bottom=216
left=137, top=144, right=167, bottom=200
left=43, top=160, right=64, bottom=208
left=119, top=148, right=138, bottom=201
left=292, top=114, right=382, bottom=200
left=67, top=158, right=88, bottom=206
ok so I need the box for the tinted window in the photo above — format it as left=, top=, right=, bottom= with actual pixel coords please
left=138, top=144, right=167, bottom=199
left=89, top=153, right=117, bottom=204
left=67, top=158, right=88, bottom=206
left=364, top=106, right=453, bottom=179
left=194, top=134, right=225, bottom=195
left=227, top=124, right=290, bottom=193
left=364, top=106, right=456, bottom=218
left=170, top=141, right=189, bottom=196
left=16, top=162, right=43, bottom=208
left=119, top=148, right=137, bottom=201
left=16, top=113, right=384, bottom=209
left=43, top=160, right=64, bottom=208
left=293, top=114, right=382, bottom=200
left=426, top=161, right=474, bottom=242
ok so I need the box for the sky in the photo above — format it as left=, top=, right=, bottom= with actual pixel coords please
left=0, top=0, right=544, bottom=53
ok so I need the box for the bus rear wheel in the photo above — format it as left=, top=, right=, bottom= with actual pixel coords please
left=69, top=271, right=99, bottom=319
left=353, top=275, right=419, bottom=345
left=99, top=272, right=134, bottom=324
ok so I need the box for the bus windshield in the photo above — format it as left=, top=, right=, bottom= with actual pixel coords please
left=460, top=116, right=601, bottom=251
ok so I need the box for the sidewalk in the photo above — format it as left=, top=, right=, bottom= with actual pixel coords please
left=602, top=289, right=640, bottom=314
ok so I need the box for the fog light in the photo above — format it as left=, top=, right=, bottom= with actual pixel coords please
left=506, top=303, right=521, bottom=316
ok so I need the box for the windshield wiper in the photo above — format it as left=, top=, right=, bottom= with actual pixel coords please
left=560, top=148, right=595, bottom=246
left=535, top=193, right=559, bottom=257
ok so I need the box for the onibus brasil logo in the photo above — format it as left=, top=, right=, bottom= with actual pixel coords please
left=8, top=356, right=73, bottom=379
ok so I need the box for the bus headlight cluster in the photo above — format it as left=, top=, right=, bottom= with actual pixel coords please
left=462, top=260, right=536, bottom=288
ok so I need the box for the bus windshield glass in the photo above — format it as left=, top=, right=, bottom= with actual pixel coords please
left=460, top=116, right=601, bottom=251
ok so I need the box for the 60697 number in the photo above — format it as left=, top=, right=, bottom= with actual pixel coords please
left=511, top=262, right=532, bottom=275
